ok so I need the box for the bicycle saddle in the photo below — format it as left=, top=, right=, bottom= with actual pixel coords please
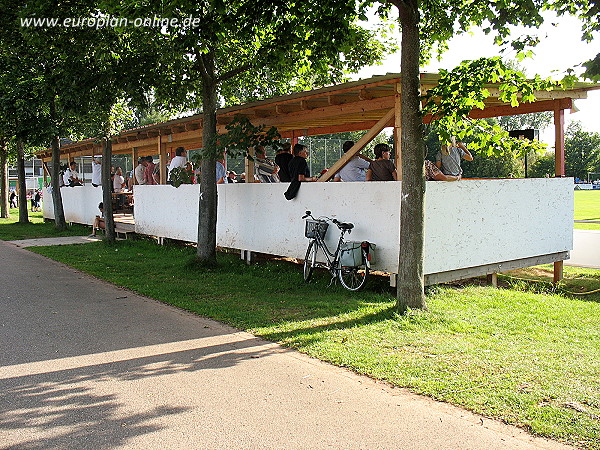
left=337, top=222, right=354, bottom=230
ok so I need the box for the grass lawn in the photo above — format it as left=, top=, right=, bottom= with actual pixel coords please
left=574, top=190, right=600, bottom=231
left=29, top=239, right=600, bottom=448
left=0, top=209, right=89, bottom=240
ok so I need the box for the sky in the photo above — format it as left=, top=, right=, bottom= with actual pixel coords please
left=352, top=11, right=600, bottom=143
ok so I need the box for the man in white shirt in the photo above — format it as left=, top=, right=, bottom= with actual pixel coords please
left=168, top=147, right=187, bottom=182
left=134, top=157, right=147, bottom=185
left=63, top=162, right=82, bottom=187
left=333, top=141, right=372, bottom=182
left=91, top=156, right=102, bottom=187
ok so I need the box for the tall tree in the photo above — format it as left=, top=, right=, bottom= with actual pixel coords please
left=15, top=139, right=28, bottom=223
left=4, top=0, right=158, bottom=236
left=369, top=1, right=570, bottom=312
left=0, top=138, right=11, bottom=218
left=565, top=121, right=600, bottom=180
left=124, top=0, right=387, bottom=265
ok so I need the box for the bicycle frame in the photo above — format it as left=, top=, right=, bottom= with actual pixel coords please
left=309, top=222, right=349, bottom=274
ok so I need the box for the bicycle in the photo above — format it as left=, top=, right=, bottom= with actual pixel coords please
left=302, top=210, right=372, bottom=291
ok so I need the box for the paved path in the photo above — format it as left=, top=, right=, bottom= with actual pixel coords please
left=0, top=240, right=569, bottom=449
left=8, top=235, right=102, bottom=248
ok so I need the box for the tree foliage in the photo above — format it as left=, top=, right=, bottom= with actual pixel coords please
left=549, top=0, right=600, bottom=80
left=422, top=57, right=555, bottom=157
left=528, top=152, right=556, bottom=178
left=564, top=121, right=600, bottom=179
left=111, top=0, right=389, bottom=264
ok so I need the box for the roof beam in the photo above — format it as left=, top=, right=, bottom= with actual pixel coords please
left=278, top=121, right=379, bottom=139
left=253, top=96, right=395, bottom=128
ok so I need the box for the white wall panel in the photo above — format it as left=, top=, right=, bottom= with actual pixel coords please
left=423, top=178, right=574, bottom=274
left=130, top=178, right=573, bottom=275
left=42, top=186, right=103, bottom=225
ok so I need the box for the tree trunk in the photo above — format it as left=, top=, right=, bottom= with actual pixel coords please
left=50, top=135, right=67, bottom=230
left=16, top=138, right=29, bottom=224
left=0, top=138, right=9, bottom=218
left=102, top=136, right=116, bottom=242
left=50, top=96, right=67, bottom=231
left=196, top=52, right=219, bottom=265
left=396, top=0, right=427, bottom=312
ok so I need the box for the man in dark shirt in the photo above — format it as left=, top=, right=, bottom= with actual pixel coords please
left=284, top=144, right=317, bottom=200
left=274, top=143, right=293, bottom=182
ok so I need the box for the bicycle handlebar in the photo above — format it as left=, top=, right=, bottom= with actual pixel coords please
left=301, top=212, right=351, bottom=232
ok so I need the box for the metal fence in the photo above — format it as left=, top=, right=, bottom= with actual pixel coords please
left=225, top=138, right=346, bottom=178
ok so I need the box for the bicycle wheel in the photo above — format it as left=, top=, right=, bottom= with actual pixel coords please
left=303, top=241, right=317, bottom=282
left=338, top=250, right=369, bottom=291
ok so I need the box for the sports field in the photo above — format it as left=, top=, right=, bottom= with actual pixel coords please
left=574, top=190, right=600, bottom=230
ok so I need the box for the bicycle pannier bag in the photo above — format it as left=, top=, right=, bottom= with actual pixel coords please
left=339, top=241, right=364, bottom=267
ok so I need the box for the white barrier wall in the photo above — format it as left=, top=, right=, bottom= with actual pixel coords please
left=133, top=178, right=574, bottom=275
left=568, top=230, right=600, bottom=268
left=423, top=178, right=573, bottom=274
left=43, top=186, right=103, bottom=225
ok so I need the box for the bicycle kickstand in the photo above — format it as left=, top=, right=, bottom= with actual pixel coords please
left=327, top=273, right=337, bottom=288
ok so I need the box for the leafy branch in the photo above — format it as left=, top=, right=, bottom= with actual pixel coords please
left=422, top=57, right=559, bottom=156
left=218, top=115, right=284, bottom=159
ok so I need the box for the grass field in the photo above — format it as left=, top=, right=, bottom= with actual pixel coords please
left=28, top=239, right=600, bottom=448
left=574, top=190, right=600, bottom=230
left=0, top=209, right=89, bottom=240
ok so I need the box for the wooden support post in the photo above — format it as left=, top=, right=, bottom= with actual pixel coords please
left=318, top=108, right=395, bottom=182
left=487, top=273, right=498, bottom=288
left=553, top=101, right=566, bottom=283
left=394, top=82, right=402, bottom=180
left=245, top=147, right=255, bottom=182
left=132, top=147, right=139, bottom=184
left=553, top=261, right=564, bottom=284
left=42, top=159, right=49, bottom=185
left=158, top=137, right=167, bottom=184
left=554, top=105, right=565, bottom=178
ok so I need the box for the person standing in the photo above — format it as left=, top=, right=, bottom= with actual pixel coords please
left=435, top=136, right=473, bottom=177
left=274, top=143, right=293, bottom=182
left=284, top=144, right=317, bottom=200
left=33, top=190, right=41, bottom=211
left=216, top=158, right=226, bottom=184
left=91, top=156, right=102, bottom=187
left=113, top=167, right=126, bottom=193
left=168, top=147, right=187, bottom=182
left=144, top=156, right=158, bottom=185
left=134, top=157, right=147, bottom=185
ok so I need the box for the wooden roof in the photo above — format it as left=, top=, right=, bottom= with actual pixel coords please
left=37, top=72, right=600, bottom=160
